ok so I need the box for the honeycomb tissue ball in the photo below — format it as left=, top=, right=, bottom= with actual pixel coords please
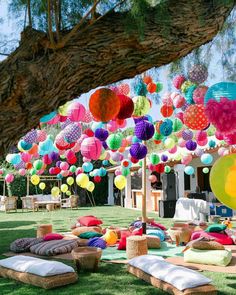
left=185, top=140, right=197, bottom=151
left=210, top=154, right=236, bottom=209
left=68, top=102, right=86, bottom=122
left=185, top=85, right=197, bottom=105
left=188, top=64, right=208, bottom=84
left=130, top=143, right=147, bottom=160
left=173, top=94, right=186, bottom=108
left=195, top=130, right=207, bottom=142
left=107, top=133, right=123, bottom=150
left=89, top=88, right=120, bottom=122
left=132, top=96, right=150, bottom=117
left=135, top=120, right=154, bottom=140
left=116, top=94, right=134, bottom=120
left=80, top=137, right=102, bottom=160
left=173, top=75, right=186, bottom=89
left=193, top=86, right=208, bottom=104
left=183, top=104, right=209, bottom=130
left=94, top=128, right=109, bottom=141
left=182, top=129, right=193, bottom=141
left=63, top=123, right=82, bottom=143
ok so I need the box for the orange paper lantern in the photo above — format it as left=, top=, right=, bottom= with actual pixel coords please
left=147, top=82, right=157, bottom=93
left=143, top=76, right=152, bottom=85
left=160, top=105, right=174, bottom=118
left=28, top=144, right=38, bottom=155
left=89, top=88, right=120, bottom=122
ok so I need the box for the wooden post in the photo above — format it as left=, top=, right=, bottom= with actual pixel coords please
left=142, top=153, right=147, bottom=235
left=3, top=180, right=5, bottom=197
left=27, top=175, right=29, bottom=196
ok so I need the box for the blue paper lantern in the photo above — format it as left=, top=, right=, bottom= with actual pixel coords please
left=99, top=167, right=107, bottom=177
left=204, top=82, right=236, bottom=104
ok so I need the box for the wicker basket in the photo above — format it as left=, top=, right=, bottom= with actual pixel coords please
left=36, top=224, right=52, bottom=238
left=72, top=247, right=102, bottom=272
left=126, top=236, right=147, bottom=259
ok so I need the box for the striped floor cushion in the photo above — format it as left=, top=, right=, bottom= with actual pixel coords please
left=10, top=238, right=44, bottom=253
left=30, top=239, right=80, bottom=256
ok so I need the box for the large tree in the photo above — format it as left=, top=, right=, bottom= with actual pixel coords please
left=0, top=0, right=235, bottom=155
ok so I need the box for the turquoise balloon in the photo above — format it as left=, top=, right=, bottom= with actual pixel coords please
left=11, top=154, right=21, bottom=165
left=102, top=160, right=109, bottom=166
left=99, top=167, right=107, bottom=177
left=201, top=153, right=213, bottom=165
left=19, top=140, right=32, bottom=151
left=82, top=162, right=93, bottom=173
left=57, top=174, right=63, bottom=179
left=205, top=82, right=236, bottom=104
left=184, top=166, right=194, bottom=175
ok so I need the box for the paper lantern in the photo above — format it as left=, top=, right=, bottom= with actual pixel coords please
left=107, top=134, right=123, bottom=150
left=164, top=138, right=175, bottom=149
left=181, top=80, right=195, bottom=94
left=122, top=167, right=130, bottom=177
left=81, top=137, right=102, bottom=160
left=159, top=120, right=173, bottom=137
left=164, top=166, right=171, bottom=173
left=182, top=129, right=193, bottom=141
left=68, top=102, right=86, bottom=122
left=183, top=104, right=209, bottom=130
left=201, top=153, right=213, bottom=165
left=195, top=148, right=204, bottom=157
left=117, top=83, right=130, bottom=95
left=33, top=160, right=43, bottom=171
left=173, top=95, right=185, bottom=108
left=89, top=88, right=120, bottom=122
left=130, top=143, right=147, bottom=160
left=23, top=129, right=37, bottom=144
left=31, top=175, right=40, bottom=186
left=161, top=154, right=168, bottom=162
left=114, top=175, right=127, bottom=190
left=193, top=86, right=208, bottom=104
left=202, top=167, right=209, bottom=174
left=208, top=140, right=216, bottom=148
left=132, top=96, right=150, bottom=117
left=64, top=123, right=81, bottom=143
left=168, top=146, right=177, bottom=154
left=195, top=130, right=207, bottom=142
left=5, top=174, right=14, bottom=183
left=181, top=154, right=192, bottom=165
left=76, top=173, right=89, bottom=188
left=149, top=175, right=157, bottom=183
left=150, top=153, right=160, bottom=165
left=147, top=82, right=157, bottom=93
left=173, top=75, right=186, bottom=89
left=82, top=162, right=93, bottom=173
left=37, top=130, right=47, bottom=142
left=188, top=64, right=208, bottom=84
left=185, top=140, right=197, bottom=151
left=39, top=182, right=46, bottom=190
left=160, top=105, right=173, bottom=118
left=224, top=132, right=236, bottom=145
left=210, top=154, right=236, bottom=209
left=86, top=181, right=95, bottom=192
left=184, top=166, right=194, bottom=175
left=135, top=120, right=154, bottom=141
left=155, top=163, right=165, bottom=174
left=134, top=81, right=147, bottom=96
left=178, top=138, right=186, bottom=148
left=95, top=128, right=109, bottom=141
left=156, top=82, right=163, bottom=93
left=116, top=94, right=134, bottom=120
left=143, top=76, right=152, bottom=84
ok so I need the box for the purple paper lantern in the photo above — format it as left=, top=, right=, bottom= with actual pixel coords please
left=161, top=154, right=168, bottom=162
left=130, top=143, right=147, bottom=160
left=133, top=116, right=149, bottom=124
left=95, top=128, right=109, bottom=141
left=49, top=151, right=59, bottom=162
left=195, top=148, right=204, bottom=157
left=23, top=129, right=37, bottom=144
left=186, top=140, right=197, bottom=151
left=102, top=141, right=108, bottom=150
left=182, top=129, right=193, bottom=141
left=135, top=120, right=155, bottom=141
left=56, top=161, right=61, bottom=167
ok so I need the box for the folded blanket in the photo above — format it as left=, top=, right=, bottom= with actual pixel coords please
left=10, top=238, right=44, bottom=253
left=30, top=239, right=80, bottom=256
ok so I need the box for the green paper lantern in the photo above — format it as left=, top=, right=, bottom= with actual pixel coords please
left=150, top=153, right=160, bottom=165
left=172, top=118, right=183, bottom=132
left=69, top=165, right=77, bottom=173
left=132, top=96, right=150, bottom=117
left=153, top=132, right=164, bottom=141
left=107, top=133, right=123, bottom=150
left=156, top=82, right=163, bottom=93
left=165, top=166, right=171, bottom=173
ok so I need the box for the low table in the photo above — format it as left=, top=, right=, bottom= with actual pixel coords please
left=34, top=201, right=61, bottom=211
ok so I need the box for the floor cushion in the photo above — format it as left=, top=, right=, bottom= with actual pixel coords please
left=149, top=221, right=167, bottom=231
left=10, top=238, right=43, bottom=253
left=72, top=226, right=102, bottom=236
left=147, top=229, right=165, bottom=241
left=205, top=224, right=227, bottom=233
left=78, top=215, right=103, bottom=227
left=191, top=240, right=225, bottom=250
left=87, top=237, right=106, bottom=249
left=30, top=239, right=80, bottom=256
left=184, top=248, right=232, bottom=266
left=0, top=255, right=77, bottom=289
left=43, top=233, right=64, bottom=241
left=167, top=227, right=192, bottom=244
left=128, top=255, right=212, bottom=291
left=145, top=235, right=161, bottom=249
left=191, top=231, right=233, bottom=245
left=79, top=232, right=102, bottom=239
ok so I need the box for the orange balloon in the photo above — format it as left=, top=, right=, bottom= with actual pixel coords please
left=25, top=162, right=33, bottom=169
left=89, top=88, right=120, bottom=122
left=147, top=82, right=157, bottom=93
left=28, top=144, right=38, bottom=155
left=143, top=76, right=152, bottom=85
left=160, top=105, right=174, bottom=118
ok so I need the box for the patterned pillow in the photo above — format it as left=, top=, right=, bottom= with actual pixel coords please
left=10, top=238, right=44, bottom=253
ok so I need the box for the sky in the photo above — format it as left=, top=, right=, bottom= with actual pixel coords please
left=0, top=1, right=235, bottom=128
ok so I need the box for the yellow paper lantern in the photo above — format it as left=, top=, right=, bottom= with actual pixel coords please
left=39, top=182, right=46, bottom=190
left=210, top=154, right=236, bottom=209
left=61, top=184, right=68, bottom=193
left=114, top=175, right=127, bottom=190
left=67, top=176, right=74, bottom=186
left=76, top=173, right=89, bottom=188
left=164, top=138, right=175, bottom=149
left=30, top=175, right=40, bottom=186
left=103, top=230, right=118, bottom=245
left=86, top=181, right=95, bottom=192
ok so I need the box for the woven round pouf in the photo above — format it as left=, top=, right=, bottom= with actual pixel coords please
left=126, top=236, right=148, bottom=259
left=36, top=224, right=52, bottom=238
left=72, top=247, right=102, bottom=272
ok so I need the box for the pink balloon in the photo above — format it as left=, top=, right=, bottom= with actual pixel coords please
left=83, top=157, right=91, bottom=162
left=65, top=150, right=75, bottom=160
left=76, top=167, right=83, bottom=175
left=21, top=153, right=32, bottom=163
left=148, top=175, right=157, bottom=183
left=60, top=162, right=69, bottom=171
left=19, top=169, right=26, bottom=176
left=5, top=174, right=14, bottom=183
left=61, top=170, right=69, bottom=177
left=38, top=169, right=45, bottom=175
left=115, top=169, right=122, bottom=176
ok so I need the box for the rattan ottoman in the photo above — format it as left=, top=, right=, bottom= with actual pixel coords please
left=126, top=236, right=148, bottom=259
left=72, top=247, right=102, bottom=272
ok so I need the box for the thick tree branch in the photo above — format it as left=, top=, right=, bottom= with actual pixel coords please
left=0, top=0, right=235, bottom=155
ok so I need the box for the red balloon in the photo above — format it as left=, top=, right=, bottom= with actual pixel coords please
left=54, top=167, right=61, bottom=174
left=68, top=156, right=77, bottom=165
left=94, top=176, right=101, bottom=183
left=25, top=162, right=33, bottom=170
left=84, top=128, right=94, bottom=137
left=89, top=88, right=120, bottom=122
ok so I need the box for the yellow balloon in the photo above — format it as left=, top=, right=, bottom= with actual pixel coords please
left=39, top=182, right=46, bottom=190
left=109, top=159, right=117, bottom=165
left=86, top=181, right=95, bottom=192
left=76, top=173, right=89, bottom=188
left=51, top=186, right=60, bottom=197
left=66, top=190, right=71, bottom=196
left=114, top=175, right=127, bottom=190
left=67, top=176, right=74, bottom=186
left=61, top=184, right=68, bottom=193
left=210, top=154, right=236, bottom=209
left=30, top=175, right=40, bottom=186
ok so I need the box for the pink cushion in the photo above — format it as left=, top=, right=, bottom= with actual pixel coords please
left=43, top=233, right=64, bottom=241
left=150, top=221, right=167, bottom=231
left=191, top=230, right=233, bottom=245
left=78, top=215, right=103, bottom=227
left=132, top=228, right=143, bottom=236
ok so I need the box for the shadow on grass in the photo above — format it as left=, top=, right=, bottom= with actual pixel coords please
left=0, top=221, right=37, bottom=229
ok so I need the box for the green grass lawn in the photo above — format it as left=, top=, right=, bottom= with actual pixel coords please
left=0, top=206, right=235, bottom=294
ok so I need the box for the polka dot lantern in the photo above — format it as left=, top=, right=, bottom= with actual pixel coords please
left=130, top=143, right=147, bottom=160
left=173, top=75, right=186, bottom=89
left=23, top=130, right=37, bottom=144
left=64, top=123, right=82, bottom=143
left=95, top=128, right=109, bottom=141
left=132, top=96, right=150, bottom=117
left=188, top=64, right=208, bottom=84
left=107, top=133, right=123, bottom=150
left=116, top=94, right=134, bottom=120
left=89, top=88, right=120, bottom=122
left=117, top=83, right=130, bottom=95
left=80, top=137, right=102, bottom=160
left=134, top=120, right=154, bottom=141
left=183, top=104, right=209, bottom=130
left=193, top=86, right=208, bottom=104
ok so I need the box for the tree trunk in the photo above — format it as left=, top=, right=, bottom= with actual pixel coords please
left=0, top=0, right=235, bottom=155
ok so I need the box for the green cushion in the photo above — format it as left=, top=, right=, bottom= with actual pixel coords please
left=205, top=224, right=227, bottom=233
left=79, top=232, right=102, bottom=239
left=184, top=248, right=232, bottom=266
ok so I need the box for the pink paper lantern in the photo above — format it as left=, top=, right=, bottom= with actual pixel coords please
left=178, top=138, right=186, bottom=148
left=81, top=137, right=102, bottom=160
left=195, top=130, right=207, bottom=142
left=115, top=169, right=122, bottom=176
left=68, top=102, right=86, bottom=122
left=5, top=174, right=14, bottom=183
left=60, top=162, right=69, bottom=171
left=21, top=152, right=32, bottom=163
left=168, top=146, right=177, bottom=154
left=197, top=138, right=208, bottom=146
left=181, top=154, right=192, bottom=165
left=19, top=169, right=26, bottom=176
left=107, top=120, right=118, bottom=132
